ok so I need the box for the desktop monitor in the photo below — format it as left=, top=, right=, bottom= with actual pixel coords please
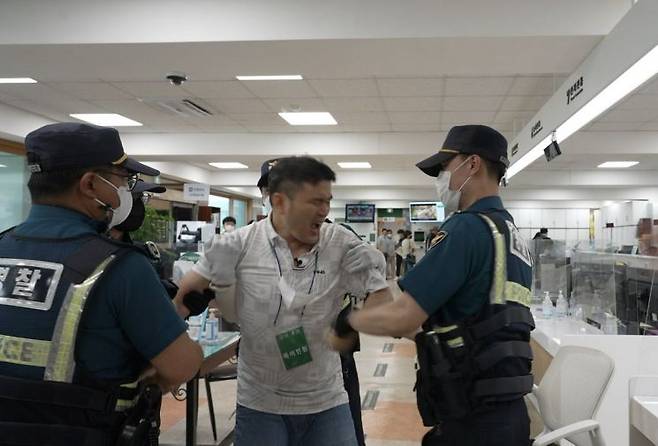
left=409, top=202, right=445, bottom=222
left=345, top=203, right=376, bottom=223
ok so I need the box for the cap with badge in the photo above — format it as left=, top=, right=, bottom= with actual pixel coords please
left=25, top=122, right=159, bottom=177
left=416, top=125, right=509, bottom=177
left=256, top=158, right=281, bottom=189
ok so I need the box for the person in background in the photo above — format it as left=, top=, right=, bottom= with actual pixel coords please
left=395, top=229, right=406, bottom=278
left=400, top=230, right=417, bottom=274
left=174, top=156, right=389, bottom=446
left=376, top=227, right=388, bottom=256
left=0, top=123, right=202, bottom=446
left=532, top=227, right=550, bottom=240
left=223, top=216, right=237, bottom=233
left=384, top=229, right=396, bottom=279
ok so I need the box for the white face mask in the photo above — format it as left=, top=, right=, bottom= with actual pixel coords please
left=435, top=157, right=473, bottom=215
left=224, top=224, right=236, bottom=233
left=263, top=195, right=272, bottom=215
left=95, top=175, right=133, bottom=230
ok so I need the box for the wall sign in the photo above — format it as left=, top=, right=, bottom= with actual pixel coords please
left=530, top=120, right=543, bottom=139
left=567, top=76, right=584, bottom=105
left=183, top=183, right=210, bottom=202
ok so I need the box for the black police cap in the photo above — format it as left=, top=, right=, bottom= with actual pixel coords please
left=133, top=179, right=166, bottom=194
left=25, top=122, right=159, bottom=177
left=416, top=125, right=509, bottom=177
left=256, top=158, right=281, bottom=189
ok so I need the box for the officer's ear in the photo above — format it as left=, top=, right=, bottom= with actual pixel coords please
left=469, top=155, right=483, bottom=176
left=78, top=171, right=100, bottom=199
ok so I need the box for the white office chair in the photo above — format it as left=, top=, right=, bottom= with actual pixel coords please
left=527, top=345, right=614, bottom=446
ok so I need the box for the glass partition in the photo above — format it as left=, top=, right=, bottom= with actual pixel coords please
left=0, top=152, right=29, bottom=231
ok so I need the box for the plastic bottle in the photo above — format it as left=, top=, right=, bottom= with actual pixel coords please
left=205, top=310, right=219, bottom=341
left=556, top=289, right=568, bottom=319
left=542, top=291, right=553, bottom=319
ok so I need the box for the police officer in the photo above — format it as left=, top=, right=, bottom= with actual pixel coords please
left=0, top=123, right=203, bottom=446
left=331, top=125, right=535, bottom=446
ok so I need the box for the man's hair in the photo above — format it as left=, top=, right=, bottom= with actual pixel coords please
left=27, top=166, right=105, bottom=202
left=222, top=216, right=237, bottom=225
left=397, top=229, right=405, bottom=235
left=268, top=156, right=336, bottom=197
left=540, top=227, right=548, bottom=234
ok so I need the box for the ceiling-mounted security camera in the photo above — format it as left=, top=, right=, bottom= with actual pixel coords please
left=166, top=71, right=189, bottom=86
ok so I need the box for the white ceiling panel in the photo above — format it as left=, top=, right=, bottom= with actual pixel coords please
left=639, top=121, right=658, bottom=131
left=493, top=110, right=536, bottom=124
left=240, top=125, right=299, bottom=133
left=391, top=123, right=440, bottom=132
left=586, top=122, right=647, bottom=131
left=240, top=80, right=317, bottom=98
left=309, top=79, right=379, bottom=97
left=227, top=112, right=288, bottom=125
left=507, top=76, right=565, bottom=95
left=322, top=97, right=385, bottom=112
left=336, top=124, right=393, bottom=133
left=332, top=111, right=389, bottom=124
left=376, top=78, right=444, bottom=97
left=383, top=97, right=442, bottom=112
left=263, top=97, right=326, bottom=113
left=499, top=95, right=550, bottom=111
left=92, top=99, right=175, bottom=122
left=597, top=108, right=658, bottom=123
left=48, top=81, right=133, bottom=100
left=442, top=96, right=503, bottom=111
left=639, top=76, right=658, bottom=94
left=615, top=94, right=658, bottom=110
left=445, top=77, right=514, bottom=96
left=442, top=110, right=496, bottom=123
left=181, top=80, right=255, bottom=99
left=111, top=82, right=189, bottom=98
left=388, top=111, right=440, bottom=124
left=207, top=98, right=270, bottom=113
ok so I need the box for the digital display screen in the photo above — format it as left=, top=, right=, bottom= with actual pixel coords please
left=345, top=204, right=376, bottom=223
left=409, top=202, right=445, bottom=222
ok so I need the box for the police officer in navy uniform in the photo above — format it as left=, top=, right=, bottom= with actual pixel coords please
left=330, top=125, right=535, bottom=446
left=0, top=123, right=203, bottom=445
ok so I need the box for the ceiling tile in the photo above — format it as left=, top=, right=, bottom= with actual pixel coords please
left=597, top=108, right=658, bottom=122
left=337, top=124, right=392, bottom=132
left=639, top=121, right=658, bottom=131
left=92, top=99, right=175, bottom=122
left=499, top=95, right=550, bottom=111
left=442, top=96, right=503, bottom=111
left=391, top=123, right=440, bottom=132
left=332, top=111, right=389, bottom=124
left=48, top=81, right=133, bottom=100
left=227, top=113, right=288, bottom=125
left=383, top=97, right=442, bottom=112
left=376, top=78, right=444, bottom=97
left=493, top=110, right=536, bottom=125
left=309, top=79, right=379, bottom=97
left=208, top=98, right=270, bottom=113
left=1, top=99, right=70, bottom=122
left=586, top=122, right=647, bottom=131
left=241, top=80, right=316, bottom=98
left=388, top=111, right=440, bottom=124
left=262, top=97, right=326, bottom=113
left=445, top=77, right=514, bottom=96
left=240, top=125, right=298, bottom=133
left=442, top=111, right=496, bottom=123
left=507, top=76, right=566, bottom=96
left=111, top=82, right=189, bottom=98
left=181, top=80, right=255, bottom=98
left=615, top=94, right=658, bottom=110
left=639, top=77, right=658, bottom=94
left=322, top=97, right=384, bottom=112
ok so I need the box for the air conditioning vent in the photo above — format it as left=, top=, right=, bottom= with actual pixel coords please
left=140, top=97, right=215, bottom=118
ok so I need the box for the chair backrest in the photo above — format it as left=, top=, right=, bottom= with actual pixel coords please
left=535, top=346, right=614, bottom=446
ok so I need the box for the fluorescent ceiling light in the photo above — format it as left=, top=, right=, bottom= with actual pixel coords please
left=598, top=161, right=639, bottom=168
left=236, top=75, right=303, bottom=81
left=70, top=113, right=142, bottom=127
left=278, top=112, right=337, bottom=126
left=338, top=162, right=372, bottom=169
left=208, top=162, right=249, bottom=169
left=507, top=44, right=658, bottom=180
left=0, top=164, right=6, bottom=168
left=0, top=77, right=37, bottom=84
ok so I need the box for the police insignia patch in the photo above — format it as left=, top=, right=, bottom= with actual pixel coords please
left=430, top=231, right=447, bottom=248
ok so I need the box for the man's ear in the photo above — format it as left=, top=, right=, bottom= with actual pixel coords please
left=270, top=192, right=286, bottom=212
left=78, top=171, right=98, bottom=199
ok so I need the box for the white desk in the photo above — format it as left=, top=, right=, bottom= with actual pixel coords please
left=630, top=377, right=658, bottom=446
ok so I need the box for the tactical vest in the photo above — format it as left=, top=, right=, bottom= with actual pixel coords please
left=414, top=211, right=535, bottom=425
left=0, top=228, right=158, bottom=446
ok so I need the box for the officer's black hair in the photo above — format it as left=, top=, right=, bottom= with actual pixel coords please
left=268, top=156, right=336, bottom=198
left=222, top=216, right=237, bottom=225
left=27, top=165, right=107, bottom=202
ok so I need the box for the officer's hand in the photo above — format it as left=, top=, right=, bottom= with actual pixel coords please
left=326, top=329, right=358, bottom=353
left=161, top=279, right=179, bottom=299
left=183, top=288, right=215, bottom=316
left=343, top=244, right=386, bottom=274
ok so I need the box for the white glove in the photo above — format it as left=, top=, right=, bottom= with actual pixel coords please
left=343, top=244, right=386, bottom=275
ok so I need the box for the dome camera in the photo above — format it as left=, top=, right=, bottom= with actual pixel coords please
left=166, top=71, right=188, bottom=86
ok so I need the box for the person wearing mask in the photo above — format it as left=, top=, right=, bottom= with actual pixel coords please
left=376, top=227, right=388, bottom=257
left=0, top=123, right=203, bottom=446
left=532, top=227, right=550, bottom=240
left=384, top=229, right=396, bottom=279
left=330, top=125, right=535, bottom=446
left=394, top=229, right=406, bottom=278
left=223, top=216, right=237, bottom=233
left=174, top=156, right=391, bottom=446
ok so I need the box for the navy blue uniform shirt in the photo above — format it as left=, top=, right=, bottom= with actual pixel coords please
left=0, top=205, right=187, bottom=380
left=399, top=196, right=512, bottom=324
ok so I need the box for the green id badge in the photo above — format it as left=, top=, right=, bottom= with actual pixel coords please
left=275, top=327, right=313, bottom=370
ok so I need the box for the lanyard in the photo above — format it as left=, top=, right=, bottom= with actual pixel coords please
left=269, top=241, right=319, bottom=325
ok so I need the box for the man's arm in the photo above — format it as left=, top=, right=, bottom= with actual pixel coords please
left=149, top=333, right=204, bottom=390
left=349, top=291, right=428, bottom=338
left=173, top=270, right=211, bottom=318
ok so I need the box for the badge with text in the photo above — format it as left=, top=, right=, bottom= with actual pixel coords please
left=275, top=326, right=312, bottom=370
left=0, top=259, right=63, bottom=311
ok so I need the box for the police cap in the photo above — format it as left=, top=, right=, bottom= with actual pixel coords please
left=256, top=158, right=281, bottom=189
left=416, top=125, right=509, bottom=177
left=25, top=122, right=159, bottom=176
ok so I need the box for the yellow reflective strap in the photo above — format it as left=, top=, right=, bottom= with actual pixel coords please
left=435, top=325, right=459, bottom=334
left=0, top=335, right=51, bottom=368
left=115, top=396, right=140, bottom=412
left=45, top=257, right=115, bottom=382
left=446, top=337, right=464, bottom=348
left=479, top=215, right=507, bottom=305
left=505, top=281, right=532, bottom=307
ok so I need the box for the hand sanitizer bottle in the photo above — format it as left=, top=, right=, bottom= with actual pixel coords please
left=556, top=289, right=568, bottom=319
left=542, top=291, right=553, bottom=319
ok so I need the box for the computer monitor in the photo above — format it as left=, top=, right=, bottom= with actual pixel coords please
left=413, top=231, right=425, bottom=242
left=345, top=204, right=376, bottom=223
left=409, top=202, right=445, bottom=222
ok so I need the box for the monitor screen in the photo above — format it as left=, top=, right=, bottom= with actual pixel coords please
left=409, top=202, right=445, bottom=222
left=345, top=204, right=376, bottom=223
left=413, top=231, right=425, bottom=242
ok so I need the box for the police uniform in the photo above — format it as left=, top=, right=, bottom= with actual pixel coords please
left=0, top=123, right=187, bottom=446
left=403, top=125, right=534, bottom=446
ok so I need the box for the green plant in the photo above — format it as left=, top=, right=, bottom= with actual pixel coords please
left=131, top=206, right=173, bottom=243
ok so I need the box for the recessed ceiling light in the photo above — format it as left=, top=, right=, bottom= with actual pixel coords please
left=338, top=162, right=372, bottom=169
left=278, top=112, right=337, bottom=126
left=0, top=164, right=6, bottom=168
left=0, top=77, right=37, bottom=84
left=208, top=162, right=249, bottom=169
left=236, top=75, right=303, bottom=81
left=597, top=161, right=639, bottom=168
left=69, top=113, right=142, bottom=127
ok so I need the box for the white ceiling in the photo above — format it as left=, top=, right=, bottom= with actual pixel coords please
left=1, top=0, right=656, bottom=207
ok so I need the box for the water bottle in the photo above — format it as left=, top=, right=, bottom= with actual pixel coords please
left=556, top=289, right=568, bottom=319
left=542, top=291, right=553, bottom=319
left=187, top=316, right=202, bottom=341
left=205, top=310, right=219, bottom=341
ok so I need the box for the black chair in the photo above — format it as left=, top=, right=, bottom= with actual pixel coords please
left=204, top=360, right=238, bottom=442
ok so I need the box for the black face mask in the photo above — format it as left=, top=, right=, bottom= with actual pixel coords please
left=114, top=194, right=145, bottom=233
